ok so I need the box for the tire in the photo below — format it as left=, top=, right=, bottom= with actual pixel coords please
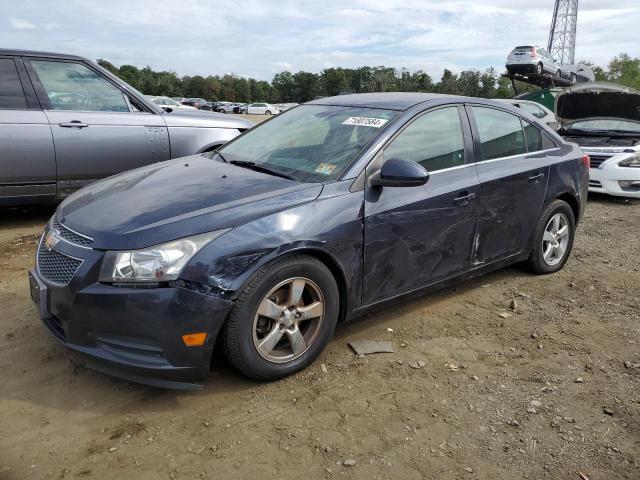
left=570, top=73, right=577, bottom=84
left=556, top=69, right=561, bottom=78
left=536, top=63, right=543, bottom=75
left=223, top=254, right=339, bottom=381
left=265, top=110, right=271, bottom=115
left=525, top=199, right=576, bottom=275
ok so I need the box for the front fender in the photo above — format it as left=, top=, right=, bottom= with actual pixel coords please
left=181, top=185, right=364, bottom=314
left=168, top=127, right=242, bottom=157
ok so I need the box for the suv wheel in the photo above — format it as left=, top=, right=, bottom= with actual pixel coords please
left=223, top=255, right=339, bottom=380
left=536, top=63, right=543, bottom=75
left=570, top=73, right=578, bottom=84
left=556, top=69, right=561, bottom=78
left=526, top=199, right=576, bottom=275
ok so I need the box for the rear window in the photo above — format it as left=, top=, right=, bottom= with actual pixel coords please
left=472, top=107, right=527, bottom=160
left=0, top=58, right=28, bottom=109
left=514, top=46, right=532, bottom=51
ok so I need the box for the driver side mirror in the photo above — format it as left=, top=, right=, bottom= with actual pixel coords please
left=370, top=158, right=430, bottom=188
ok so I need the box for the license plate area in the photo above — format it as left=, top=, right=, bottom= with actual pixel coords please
left=29, top=271, right=50, bottom=319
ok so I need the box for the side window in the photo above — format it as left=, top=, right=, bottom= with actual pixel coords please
left=384, top=107, right=465, bottom=172
left=520, top=103, right=544, bottom=119
left=30, top=60, right=129, bottom=112
left=472, top=107, right=527, bottom=161
left=0, top=58, right=28, bottom=109
left=523, top=121, right=544, bottom=152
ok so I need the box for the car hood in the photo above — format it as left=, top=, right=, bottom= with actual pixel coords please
left=58, top=156, right=322, bottom=250
left=161, top=109, right=254, bottom=130
left=555, top=82, right=640, bottom=127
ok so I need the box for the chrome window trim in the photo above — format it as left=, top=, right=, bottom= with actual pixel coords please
left=476, top=147, right=561, bottom=166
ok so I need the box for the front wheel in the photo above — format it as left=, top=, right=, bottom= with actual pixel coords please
left=536, top=62, right=543, bottom=75
left=525, top=200, right=576, bottom=275
left=556, top=69, right=562, bottom=78
left=570, top=73, right=578, bottom=84
left=223, top=255, right=339, bottom=380
left=264, top=110, right=272, bottom=115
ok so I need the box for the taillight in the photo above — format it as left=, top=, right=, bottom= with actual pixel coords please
left=530, top=47, right=537, bottom=58
left=582, top=154, right=590, bottom=169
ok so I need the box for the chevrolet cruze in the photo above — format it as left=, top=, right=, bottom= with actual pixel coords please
left=29, top=93, right=589, bottom=389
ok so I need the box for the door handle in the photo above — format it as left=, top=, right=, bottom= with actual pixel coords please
left=528, top=173, right=545, bottom=183
left=59, top=121, right=88, bottom=128
left=453, top=192, right=476, bottom=206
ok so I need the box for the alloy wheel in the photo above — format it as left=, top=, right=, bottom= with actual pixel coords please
left=252, top=277, right=325, bottom=363
left=542, top=213, right=570, bottom=266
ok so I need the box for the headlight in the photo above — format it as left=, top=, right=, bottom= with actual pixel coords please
left=99, top=230, right=230, bottom=283
left=619, top=152, right=640, bottom=168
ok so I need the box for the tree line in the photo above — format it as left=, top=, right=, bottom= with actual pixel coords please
left=97, top=53, right=640, bottom=104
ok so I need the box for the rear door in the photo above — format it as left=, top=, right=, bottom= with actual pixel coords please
left=0, top=56, right=56, bottom=202
left=24, top=58, right=170, bottom=197
left=362, top=105, right=479, bottom=304
left=468, top=105, right=552, bottom=264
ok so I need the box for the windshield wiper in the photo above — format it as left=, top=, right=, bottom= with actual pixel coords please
left=228, top=160, right=296, bottom=180
left=216, top=151, right=229, bottom=163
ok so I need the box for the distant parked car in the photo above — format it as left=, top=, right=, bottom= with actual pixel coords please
left=507, top=46, right=561, bottom=77
left=556, top=82, right=640, bottom=198
left=0, top=49, right=253, bottom=206
left=182, top=98, right=213, bottom=110
left=498, top=99, right=558, bottom=129
left=276, top=103, right=299, bottom=112
left=560, top=64, right=595, bottom=84
left=247, top=103, right=280, bottom=115
left=218, top=103, right=247, bottom=114
left=146, top=96, right=197, bottom=111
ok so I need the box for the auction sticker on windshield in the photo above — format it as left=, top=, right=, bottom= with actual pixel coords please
left=315, top=163, right=337, bottom=175
left=342, top=117, right=389, bottom=128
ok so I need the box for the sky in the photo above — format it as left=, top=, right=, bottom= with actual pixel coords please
left=1, top=0, right=638, bottom=81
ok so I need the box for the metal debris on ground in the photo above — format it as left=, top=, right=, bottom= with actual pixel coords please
left=348, top=340, right=394, bottom=356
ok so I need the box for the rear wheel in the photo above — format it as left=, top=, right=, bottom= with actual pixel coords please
left=570, top=73, right=578, bottom=84
left=536, top=62, right=543, bottom=75
left=556, top=69, right=562, bottom=78
left=223, top=255, right=339, bottom=380
left=525, top=200, right=576, bottom=275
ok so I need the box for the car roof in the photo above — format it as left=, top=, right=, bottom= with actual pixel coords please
left=0, top=49, right=88, bottom=61
left=307, top=92, right=494, bottom=111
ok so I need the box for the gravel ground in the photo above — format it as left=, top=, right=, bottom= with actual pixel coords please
left=0, top=193, right=638, bottom=480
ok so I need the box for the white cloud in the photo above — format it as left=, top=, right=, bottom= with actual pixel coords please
left=9, top=17, right=37, bottom=30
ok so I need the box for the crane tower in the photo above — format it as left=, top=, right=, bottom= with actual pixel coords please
left=548, top=0, right=579, bottom=65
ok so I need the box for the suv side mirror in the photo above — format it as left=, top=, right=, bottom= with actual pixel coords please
left=370, top=158, right=430, bottom=188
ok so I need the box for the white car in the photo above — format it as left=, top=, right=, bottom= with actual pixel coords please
left=498, top=99, right=558, bottom=130
left=556, top=83, right=640, bottom=198
left=506, top=45, right=561, bottom=77
left=147, top=96, right=197, bottom=111
left=246, top=103, right=279, bottom=115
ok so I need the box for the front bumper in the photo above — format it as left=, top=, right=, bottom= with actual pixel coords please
left=589, top=165, right=640, bottom=198
left=29, top=268, right=233, bottom=390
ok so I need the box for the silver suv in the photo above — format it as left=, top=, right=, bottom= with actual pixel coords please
left=506, top=46, right=561, bottom=77
left=0, top=50, right=253, bottom=206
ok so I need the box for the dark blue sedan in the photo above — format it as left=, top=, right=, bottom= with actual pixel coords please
left=29, top=93, right=589, bottom=389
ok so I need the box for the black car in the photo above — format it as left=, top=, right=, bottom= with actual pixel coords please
left=29, top=93, right=589, bottom=389
left=182, top=98, right=212, bottom=110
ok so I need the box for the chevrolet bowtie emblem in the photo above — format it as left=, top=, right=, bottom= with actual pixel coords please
left=44, top=229, right=60, bottom=252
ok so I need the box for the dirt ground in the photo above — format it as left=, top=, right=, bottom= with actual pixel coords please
left=0, top=193, right=638, bottom=480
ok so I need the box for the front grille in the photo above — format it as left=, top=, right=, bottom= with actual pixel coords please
left=52, top=215, right=93, bottom=248
left=37, top=241, right=83, bottom=285
left=589, top=155, right=610, bottom=169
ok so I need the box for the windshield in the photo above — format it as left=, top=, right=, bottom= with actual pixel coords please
left=218, top=105, right=397, bottom=182
left=564, top=119, right=640, bottom=133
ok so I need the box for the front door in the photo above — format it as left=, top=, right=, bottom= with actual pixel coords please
left=468, top=105, right=551, bottom=264
left=363, top=106, right=479, bottom=304
left=24, top=58, right=170, bottom=197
